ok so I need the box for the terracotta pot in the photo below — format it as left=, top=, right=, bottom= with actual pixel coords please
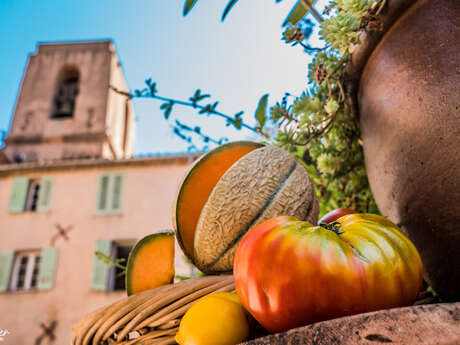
left=345, top=0, right=459, bottom=300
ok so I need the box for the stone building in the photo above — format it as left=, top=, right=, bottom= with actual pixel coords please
left=0, top=41, right=196, bottom=344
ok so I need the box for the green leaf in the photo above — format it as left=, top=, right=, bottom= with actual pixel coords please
left=255, top=94, right=269, bottom=128
left=175, top=120, right=192, bottom=131
left=189, top=90, right=202, bottom=107
left=175, top=275, right=192, bottom=281
left=335, top=0, right=374, bottom=16
left=161, top=101, right=174, bottom=119
left=233, top=118, right=242, bottom=130
left=282, top=1, right=307, bottom=27
left=165, top=106, right=172, bottom=119
left=149, top=82, right=157, bottom=97
left=183, top=0, right=198, bottom=16
left=320, top=12, right=360, bottom=49
left=197, top=93, right=211, bottom=101
left=95, top=251, right=114, bottom=266
left=324, top=98, right=339, bottom=115
left=221, top=0, right=239, bottom=21
left=199, top=105, right=212, bottom=114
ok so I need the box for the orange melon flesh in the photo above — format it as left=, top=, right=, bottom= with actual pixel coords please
left=126, top=232, right=175, bottom=296
left=175, top=141, right=262, bottom=260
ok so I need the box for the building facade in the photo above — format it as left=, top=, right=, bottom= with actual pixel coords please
left=3, top=40, right=135, bottom=163
left=0, top=41, right=197, bottom=344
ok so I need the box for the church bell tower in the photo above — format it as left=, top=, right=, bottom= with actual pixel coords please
left=3, top=40, right=135, bottom=163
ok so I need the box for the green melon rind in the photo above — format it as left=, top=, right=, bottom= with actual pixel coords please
left=194, top=146, right=319, bottom=273
left=172, top=141, right=264, bottom=262
left=125, top=231, right=175, bottom=296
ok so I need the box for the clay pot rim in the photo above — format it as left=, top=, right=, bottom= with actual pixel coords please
left=344, top=0, right=419, bottom=121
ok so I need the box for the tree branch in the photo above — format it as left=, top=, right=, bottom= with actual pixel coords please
left=110, top=84, right=259, bottom=133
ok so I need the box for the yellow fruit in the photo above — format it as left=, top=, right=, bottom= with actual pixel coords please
left=175, top=292, right=249, bottom=345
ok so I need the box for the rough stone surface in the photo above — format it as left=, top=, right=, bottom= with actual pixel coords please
left=243, top=302, right=460, bottom=345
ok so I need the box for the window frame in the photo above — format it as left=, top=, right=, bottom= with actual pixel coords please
left=8, top=176, right=54, bottom=213
left=24, top=179, right=41, bottom=212
left=9, top=250, right=41, bottom=292
left=95, top=172, right=124, bottom=215
left=107, top=242, right=133, bottom=292
left=92, top=239, right=134, bottom=292
left=50, top=67, right=80, bottom=119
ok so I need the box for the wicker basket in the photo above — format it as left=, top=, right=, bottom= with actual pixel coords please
left=72, top=275, right=235, bottom=345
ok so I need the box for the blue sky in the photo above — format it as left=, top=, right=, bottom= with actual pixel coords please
left=0, top=0, right=324, bottom=154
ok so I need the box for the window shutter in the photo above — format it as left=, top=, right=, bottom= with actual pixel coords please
left=96, top=175, right=110, bottom=214
left=37, top=177, right=54, bottom=212
left=0, top=250, right=14, bottom=292
left=37, top=248, right=58, bottom=291
left=92, top=240, right=112, bottom=291
left=111, top=173, right=123, bottom=213
left=8, top=176, right=29, bottom=213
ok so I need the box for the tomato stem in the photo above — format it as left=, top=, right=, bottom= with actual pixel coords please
left=319, top=221, right=345, bottom=235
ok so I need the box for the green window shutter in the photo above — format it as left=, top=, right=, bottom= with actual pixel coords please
left=92, top=240, right=112, bottom=291
left=110, top=173, right=124, bottom=213
left=37, top=247, right=58, bottom=290
left=37, top=177, right=54, bottom=212
left=0, top=250, right=14, bottom=292
left=96, top=175, right=110, bottom=214
left=8, top=176, right=29, bottom=213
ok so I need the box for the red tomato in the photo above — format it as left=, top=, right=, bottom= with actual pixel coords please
left=318, top=208, right=356, bottom=225
left=234, top=214, right=423, bottom=333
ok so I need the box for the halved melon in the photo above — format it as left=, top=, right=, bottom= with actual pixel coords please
left=125, top=231, right=175, bottom=296
left=194, top=145, right=319, bottom=273
left=172, top=141, right=263, bottom=261
left=172, top=141, right=319, bottom=274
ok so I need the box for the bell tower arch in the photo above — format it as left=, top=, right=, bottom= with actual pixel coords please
left=51, top=66, right=80, bottom=119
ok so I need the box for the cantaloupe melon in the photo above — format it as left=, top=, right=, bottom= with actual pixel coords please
left=194, top=146, right=319, bottom=272
left=173, top=142, right=319, bottom=274
left=125, top=231, right=175, bottom=296
left=173, top=141, right=262, bottom=260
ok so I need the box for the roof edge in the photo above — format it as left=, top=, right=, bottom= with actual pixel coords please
left=0, top=154, right=200, bottom=176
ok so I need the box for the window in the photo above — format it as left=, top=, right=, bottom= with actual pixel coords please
left=92, top=240, right=134, bottom=292
left=24, top=179, right=40, bottom=211
left=8, top=176, right=54, bottom=213
left=0, top=248, right=58, bottom=293
left=96, top=173, right=124, bottom=215
left=109, top=244, right=132, bottom=291
left=51, top=67, right=79, bottom=119
left=9, top=250, right=41, bottom=291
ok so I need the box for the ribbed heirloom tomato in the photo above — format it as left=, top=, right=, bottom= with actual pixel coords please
left=233, top=214, right=423, bottom=333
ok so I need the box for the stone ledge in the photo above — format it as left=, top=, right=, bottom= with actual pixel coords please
left=243, top=302, right=460, bottom=345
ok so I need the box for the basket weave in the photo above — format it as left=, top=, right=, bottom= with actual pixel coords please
left=72, top=275, right=235, bottom=345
